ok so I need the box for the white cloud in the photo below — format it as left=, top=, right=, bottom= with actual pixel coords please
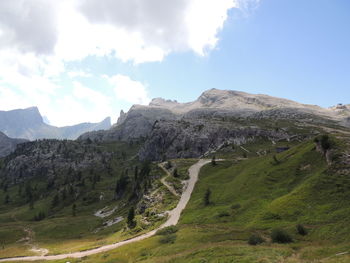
left=0, top=81, right=114, bottom=127
left=107, top=74, right=150, bottom=105
left=50, top=82, right=114, bottom=126
left=77, top=0, right=239, bottom=60
left=68, top=70, right=92, bottom=78
left=0, top=87, right=33, bottom=110
left=0, top=0, right=259, bottom=125
left=185, top=0, right=236, bottom=55
left=0, top=0, right=256, bottom=64
left=0, top=0, right=58, bottom=55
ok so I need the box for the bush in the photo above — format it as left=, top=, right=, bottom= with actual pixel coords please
left=315, top=135, right=332, bottom=152
left=159, top=234, right=177, bottom=244
left=271, top=228, right=293, bottom=243
left=204, top=188, right=211, bottom=206
left=296, top=224, right=308, bottom=236
left=34, top=211, right=46, bottom=221
left=231, top=203, right=241, bottom=210
left=217, top=211, right=230, bottom=217
left=156, top=225, right=178, bottom=235
left=320, top=135, right=331, bottom=151
left=165, top=161, right=172, bottom=169
left=248, top=234, right=264, bottom=245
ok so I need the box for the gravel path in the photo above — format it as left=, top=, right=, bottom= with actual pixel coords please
left=158, top=163, right=180, bottom=197
left=0, top=159, right=211, bottom=262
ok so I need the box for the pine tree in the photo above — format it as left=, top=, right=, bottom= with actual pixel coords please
left=4, top=194, right=9, bottom=204
left=204, top=188, right=211, bottom=206
left=211, top=155, right=216, bottom=166
left=127, top=207, right=136, bottom=228
left=72, top=203, right=77, bottom=216
left=134, top=166, right=139, bottom=181
left=173, top=168, right=179, bottom=177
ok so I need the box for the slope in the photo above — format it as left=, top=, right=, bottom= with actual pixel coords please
left=45, top=135, right=350, bottom=263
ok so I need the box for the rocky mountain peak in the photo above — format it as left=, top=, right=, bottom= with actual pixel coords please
left=0, top=106, right=44, bottom=128
left=197, top=89, right=244, bottom=107
left=0, top=107, right=111, bottom=140
left=149, top=97, right=179, bottom=107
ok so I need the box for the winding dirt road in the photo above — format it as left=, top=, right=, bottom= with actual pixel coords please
left=0, top=159, right=211, bottom=262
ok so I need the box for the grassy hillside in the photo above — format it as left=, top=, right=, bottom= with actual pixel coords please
left=34, top=135, right=350, bottom=263
left=0, top=140, right=177, bottom=258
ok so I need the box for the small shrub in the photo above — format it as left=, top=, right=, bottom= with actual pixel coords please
left=102, top=253, right=109, bottom=259
left=231, top=203, right=241, bottom=210
left=165, top=161, right=172, bottom=169
left=33, top=211, right=46, bottom=221
left=262, top=212, right=281, bottom=220
left=271, top=228, right=293, bottom=243
left=296, top=224, right=308, bottom=236
left=156, top=225, right=178, bottom=235
left=272, top=155, right=280, bottom=165
left=217, top=211, right=230, bottom=217
left=248, top=234, right=265, bottom=245
left=159, top=234, right=177, bottom=244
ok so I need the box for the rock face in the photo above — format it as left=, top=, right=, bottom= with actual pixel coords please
left=138, top=118, right=292, bottom=161
left=0, top=132, right=27, bottom=157
left=1, top=139, right=112, bottom=184
left=79, top=89, right=350, bottom=161
left=0, top=107, right=111, bottom=140
left=79, top=106, right=177, bottom=142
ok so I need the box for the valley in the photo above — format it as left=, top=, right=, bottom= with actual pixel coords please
left=0, top=89, right=350, bottom=262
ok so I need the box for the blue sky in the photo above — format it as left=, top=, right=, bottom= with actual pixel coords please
left=0, top=0, right=349, bottom=126
left=138, top=0, right=350, bottom=105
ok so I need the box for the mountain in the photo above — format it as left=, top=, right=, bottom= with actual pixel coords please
left=0, top=107, right=111, bottom=140
left=79, top=89, right=350, bottom=160
left=0, top=131, right=27, bottom=157
left=117, top=89, right=350, bottom=120
left=1, top=89, right=350, bottom=262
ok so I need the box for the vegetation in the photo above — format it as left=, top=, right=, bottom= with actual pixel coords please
left=271, top=228, right=293, bottom=243
left=127, top=207, right=136, bottom=228
left=159, top=233, right=177, bottom=244
left=248, top=234, right=265, bottom=245
left=1, top=135, right=350, bottom=262
left=0, top=139, right=173, bottom=257
left=203, top=188, right=211, bottom=206
left=156, top=225, right=178, bottom=235
left=211, top=155, right=216, bottom=166
left=296, top=224, right=308, bottom=236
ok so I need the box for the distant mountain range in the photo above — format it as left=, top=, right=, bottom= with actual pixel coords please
left=0, top=107, right=111, bottom=141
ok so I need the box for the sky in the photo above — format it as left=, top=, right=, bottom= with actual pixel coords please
left=0, top=0, right=349, bottom=126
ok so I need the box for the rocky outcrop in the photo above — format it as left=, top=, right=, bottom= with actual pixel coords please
left=1, top=139, right=112, bottom=184
left=0, top=107, right=111, bottom=140
left=0, top=132, right=27, bottom=157
left=79, top=106, right=177, bottom=142
left=138, top=117, right=301, bottom=161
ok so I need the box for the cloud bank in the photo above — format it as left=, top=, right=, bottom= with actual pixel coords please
left=0, top=0, right=258, bottom=125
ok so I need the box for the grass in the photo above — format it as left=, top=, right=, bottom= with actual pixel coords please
left=0, top=140, right=175, bottom=257
left=2, top=136, right=350, bottom=262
